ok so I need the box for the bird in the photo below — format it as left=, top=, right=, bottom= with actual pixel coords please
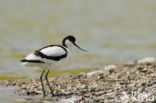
left=20, top=35, right=87, bottom=97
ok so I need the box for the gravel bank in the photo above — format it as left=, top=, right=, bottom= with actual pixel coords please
left=1, top=57, right=156, bottom=103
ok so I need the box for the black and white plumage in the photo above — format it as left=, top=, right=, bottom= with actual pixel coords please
left=20, top=35, right=87, bottom=97
left=21, top=45, right=68, bottom=68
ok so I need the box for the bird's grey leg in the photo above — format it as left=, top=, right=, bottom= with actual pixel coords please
left=40, top=70, right=46, bottom=97
left=45, top=70, right=54, bottom=97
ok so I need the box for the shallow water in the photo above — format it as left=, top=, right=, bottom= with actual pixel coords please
left=0, top=0, right=156, bottom=102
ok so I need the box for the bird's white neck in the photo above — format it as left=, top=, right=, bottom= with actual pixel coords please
left=66, top=44, right=77, bottom=54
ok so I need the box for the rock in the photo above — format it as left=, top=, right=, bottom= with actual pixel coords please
left=77, top=73, right=87, bottom=79
left=147, top=81, right=156, bottom=87
left=87, top=70, right=104, bottom=77
left=80, top=84, right=88, bottom=89
left=124, top=61, right=136, bottom=66
left=59, top=96, right=82, bottom=103
left=97, top=74, right=104, bottom=79
left=137, top=57, right=156, bottom=64
left=102, top=64, right=117, bottom=75
left=103, top=64, right=117, bottom=71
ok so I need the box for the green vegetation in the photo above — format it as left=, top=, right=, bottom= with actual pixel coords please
left=0, top=68, right=87, bottom=80
left=0, top=76, right=28, bottom=80
left=36, top=68, right=87, bottom=77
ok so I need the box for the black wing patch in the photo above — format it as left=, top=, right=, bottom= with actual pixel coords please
left=34, top=51, right=67, bottom=61
left=35, top=45, right=67, bottom=61
left=21, top=59, right=45, bottom=63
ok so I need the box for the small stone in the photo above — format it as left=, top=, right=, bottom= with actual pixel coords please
left=97, top=74, right=104, bottom=79
left=107, top=95, right=116, bottom=100
left=125, top=61, right=136, bottom=66
left=137, top=57, right=156, bottom=64
left=87, top=70, right=104, bottom=77
left=90, top=88, right=96, bottom=92
left=141, top=83, right=146, bottom=86
left=77, top=73, right=87, bottom=79
left=27, top=91, right=31, bottom=95
left=59, top=96, right=82, bottom=103
left=136, top=66, right=148, bottom=73
left=80, top=84, right=88, bottom=89
left=103, top=64, right=117, bottom=71
left=147, top=81, right=156, bottom=87
left=136, top=66, right=144, bottom=70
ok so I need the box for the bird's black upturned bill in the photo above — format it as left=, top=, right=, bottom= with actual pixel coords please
left=74, top=43, right=88, bottom=52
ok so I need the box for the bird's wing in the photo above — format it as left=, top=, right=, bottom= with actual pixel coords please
left=39, top=46, right=66, bottom=57
left=21, top=45, right=67, bottom=64
left=34, top=45, right=67, bottom=61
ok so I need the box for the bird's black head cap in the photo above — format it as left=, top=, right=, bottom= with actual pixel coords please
left=62, top=35, right=87, bottom=52
left=62, top=35, right=76, bottom=47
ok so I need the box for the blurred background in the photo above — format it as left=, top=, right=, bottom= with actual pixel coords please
left=1, top=0, right=156, bottom=74
left=0, top=0, right=156, bottom=102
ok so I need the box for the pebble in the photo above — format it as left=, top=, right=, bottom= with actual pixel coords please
left=77, top=73, right=87, bottom=79
left=80, top=84, right=88, bottom=89
left=125, top=61, right=136, bottom=66
left=103, top=64, right=117, bottom=71
left=59, top=96, right=82, bottom=103
left=87, top=70, right=104, bottom=77
left=137, top=57, right=156, bottom=64
left=147, top=81, right=156, bottom=87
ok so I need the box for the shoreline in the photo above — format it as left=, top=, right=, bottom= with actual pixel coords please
left=1, top=57, right=156, bottom=103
